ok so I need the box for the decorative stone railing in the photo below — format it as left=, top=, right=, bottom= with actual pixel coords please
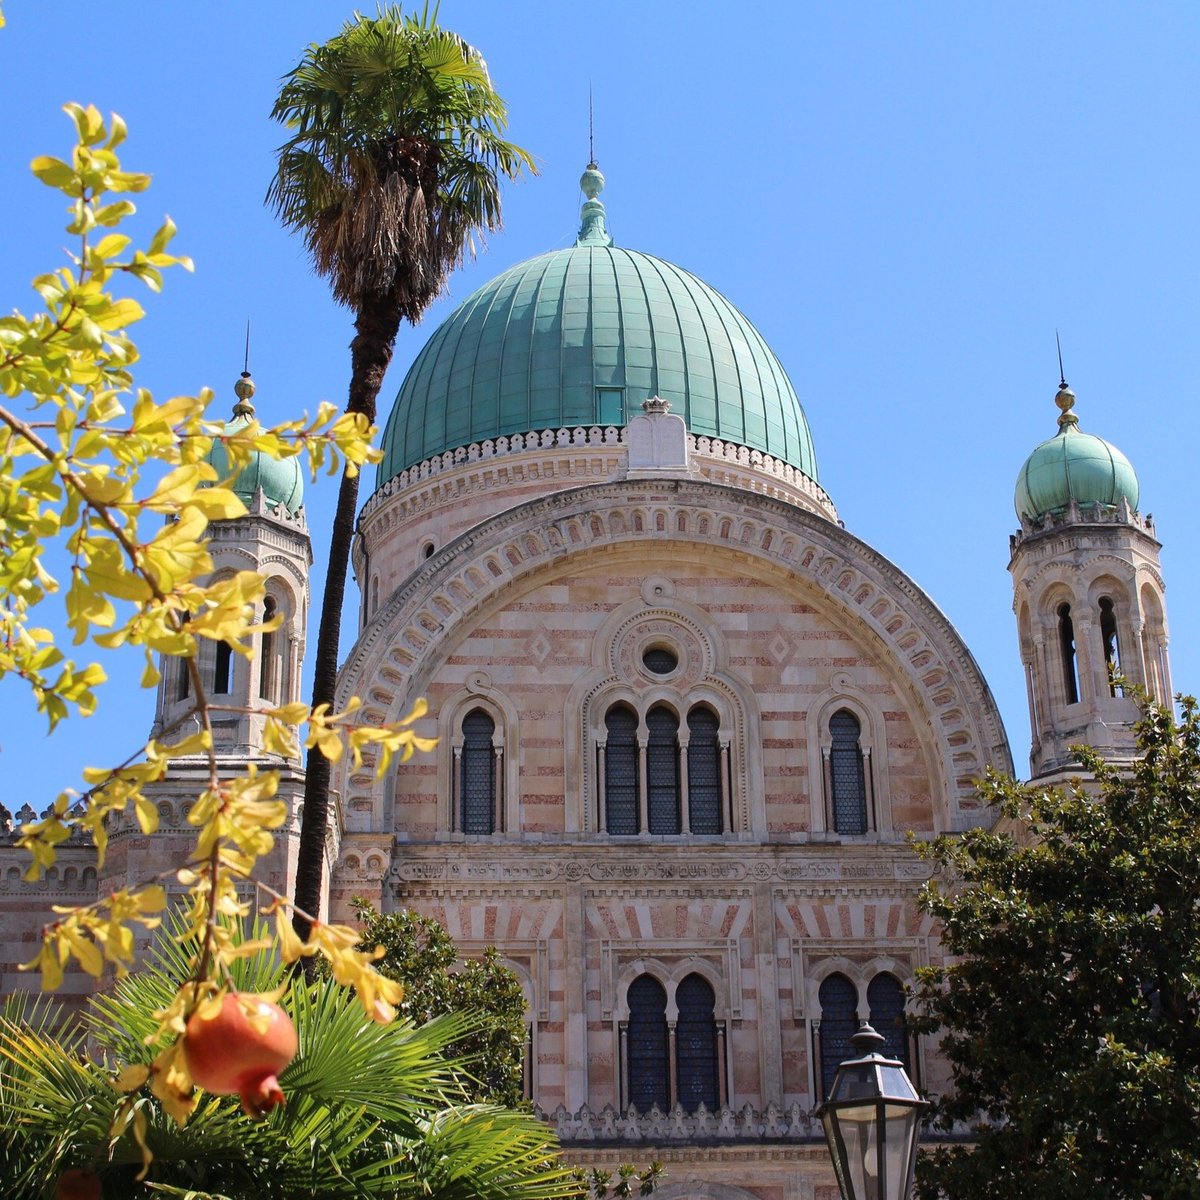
left=1010, top=495, right=1155, bottom=554
left=537, top=1101, right=819, bottom=1144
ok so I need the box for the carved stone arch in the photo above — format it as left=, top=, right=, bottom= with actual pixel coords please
left=614, top=957, right=673, bottom=1021
left=807, top=955, right=867, bottom=1018
left=664, top=956, right=729, bottom=1023
left=434, top=686, right=521, bottom=837
left=806, top=678, right=897, bottom=835
left=256, top=551, right=308, bottom=595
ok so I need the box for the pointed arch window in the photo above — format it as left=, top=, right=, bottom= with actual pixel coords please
left=867, top=972, right=910, bottom=1073
left=626, top=975, right=669, bottom=1113
left=675, top=973, right=719, bottom=1113
left=1099, top=596, right=1121, bottom=696
left=605, top=706, right=639, bottom=835
left=646, top=706, right=681, bottom=834
left=818, top=973, right=858, bottom=1100
left=686, top=706, right=722, bottom=834
left=829, top=710, right=867, bottom=835
left=213, top=640, right=232, bottom=696
left=460, top=709, right=496, bottom=834
left=1058, top=602, right=1080, bottom=704
left=259, top=596, right=279, bottom=705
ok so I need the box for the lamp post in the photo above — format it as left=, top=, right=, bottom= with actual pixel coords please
left=817, top=1022, right=928, bottom=1200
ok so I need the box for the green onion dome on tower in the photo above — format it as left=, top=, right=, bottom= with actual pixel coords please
left=375, top=164, right=818, bottom=487
left=206, top=372, right=305, bottom=516
left=1014, top=380, right=1139, bottom=521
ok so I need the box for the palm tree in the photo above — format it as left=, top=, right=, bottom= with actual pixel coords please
left=267, top=6, right=533, bottom=941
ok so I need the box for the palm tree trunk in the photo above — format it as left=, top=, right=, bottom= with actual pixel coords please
left=293, top=301, right=402, bottom=949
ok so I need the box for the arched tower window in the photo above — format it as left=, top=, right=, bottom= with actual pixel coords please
left=646, top=706, right=681, bottom=834
left=176, top=657, right=190, bottom=702
left=626, top=975, right=669, bottom=1113
left=213, top=640, right=232, bottom=696
left=460, top=709, right=496, bottom=834
left=829, top=710, right=867, bottom=835
left=1099, top=596, right=1121, bottom=695
left=675, top=973, right=719, bottom=1113
left=818, top=973, right=858, bottom=1100
left=867, top=972, right=910, bottom=1073
left=1058, top=602, right=1080, bottom=704
left=605, top=706, right=640, bottom=835
left=686, top=706, right=722, bottom=834
left=259, top=595, right=279, bottom=705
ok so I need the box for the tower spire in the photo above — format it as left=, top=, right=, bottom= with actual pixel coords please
left=575, top=159, right=613, bottom=247
left=233, top=321, right=256, bottom=419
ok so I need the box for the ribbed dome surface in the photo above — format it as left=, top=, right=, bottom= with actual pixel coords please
left=1014, top=386, right=1139, bottom=520
left=376, top=174, right=817, bottom=485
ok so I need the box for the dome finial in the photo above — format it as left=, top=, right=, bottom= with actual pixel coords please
left=1053, top=331, right=1077, bottom=431
left=233, top=320, right=256, bottom=418
left=577, top=91, right=612, bottom=247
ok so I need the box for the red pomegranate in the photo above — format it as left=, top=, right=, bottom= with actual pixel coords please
left=55, top=1169, right=102, bottom=1200
left=183, top=992, right=298, bottom=1117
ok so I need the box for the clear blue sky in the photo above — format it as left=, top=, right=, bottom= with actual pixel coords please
left=1, top=1, right=1198, bottom=804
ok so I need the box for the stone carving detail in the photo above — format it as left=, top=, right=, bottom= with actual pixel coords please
left=543, top=1101, right=817, bottom=1144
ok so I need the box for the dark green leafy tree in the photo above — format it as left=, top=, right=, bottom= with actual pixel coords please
left=911, top=694, right=1200, bottom=1200
left=268, top=6, right=534, bottom=945
left=354, top=901, right=529, bottom=1108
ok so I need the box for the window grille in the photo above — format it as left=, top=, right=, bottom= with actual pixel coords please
left=829, top=709, right=867, bottom=834
left=867, top=973, right=910, bottom=1072
left=675, top=973, right=719, bottom=1113
left=605, top=706, right=639, bottom=835
left=646, top=706, right=681, bottom=834
left=818, top=973, right=858, bottom=1100
left=643, top=647, right=678, bottom=675
left=687, top=707, right=722, bottom=833
left=460, top=709, right=496, bottom=834
left=627, top=975, right=669, bottom=1113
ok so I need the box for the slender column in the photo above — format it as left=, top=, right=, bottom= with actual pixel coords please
left=678, top=735, right=690, bottom=834
left=862, top=747, right=877, bottom=832
left=618, top=1020, right=629, bottom=1111
left=666, top=1020, right=678, bottom=1110
left=494, top=745, right=504, bottom=833
left=450, top=746, right=462, bottom=833
left=1023, top=657, right=1039, bottom=739
left=716, top=1020, right=729, bottom=1108
left=821, top=746, right=833, bottom=831
left=637, top=738, right=649, bottom=834
left=1075, top=615, right=1102, bottom=702
left=1033, top=633, right=1052, bottom=721
left=720, top=740, right=733, bottom=832
left=596, top=740, right=607, bottom=834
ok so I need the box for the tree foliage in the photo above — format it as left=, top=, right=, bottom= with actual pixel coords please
left=911, top=694, right=1200, bottom=1200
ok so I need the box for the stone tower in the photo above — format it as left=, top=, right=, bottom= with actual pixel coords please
left=1009, top=379, right=1170, bottom=781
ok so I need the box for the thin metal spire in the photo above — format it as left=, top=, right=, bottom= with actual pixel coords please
left=588, top=84, right=596, bottom=168
left=1056, top=329, right=1066, bottom=389
left=243, top=319, right=251, bottom=375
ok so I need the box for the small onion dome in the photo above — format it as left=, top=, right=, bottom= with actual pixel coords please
left=205, top=372, right=304, bottom=516
left=1014, top=381, right=1139, bottom=521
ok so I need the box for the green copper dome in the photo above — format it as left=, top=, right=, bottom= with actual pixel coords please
left=206, top=373, right=305, bottom=516
left=376, top=166, right=818, bottom=484
left=1014, top=383, right=1139, bottom=520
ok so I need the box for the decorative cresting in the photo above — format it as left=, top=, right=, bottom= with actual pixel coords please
left=375, top=165, right=819, bottom=484
left=335, top=480, right=1011, bottom=827
left=539, top=1099, right=817, bottom=1143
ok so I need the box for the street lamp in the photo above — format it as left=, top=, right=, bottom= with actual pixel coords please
left=817, top=1022, right=928, bottom=1200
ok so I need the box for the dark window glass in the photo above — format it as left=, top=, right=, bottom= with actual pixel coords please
left=867, top=973, right=910, bottom=1072
left=627, top=975, right=668, bottom=1113
left=830, top=709, right=867, bottom=835
left=260, top=596, right=277, bottom=703
left=687, top=707, right=722, bottom=834
left=647, top=706, right=681, bottom=834
left=675, top=973, right=719, bottom=1113
left=643, top=647, right=678, bottom=675
left=213, top=640, right=232, bottom=696
left=461, top=709, right=495, bottom=834
left=1058, top=602, right=1080, bottom=704
left=1099, top=596, right=1121, bottom=696
left=819, top=973, right=858, bottom=1100
left=176, top=658, right=190, bottom=702
left=605, top=706, right=639, bottom=835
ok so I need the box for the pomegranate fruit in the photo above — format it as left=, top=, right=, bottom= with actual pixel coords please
left=183, top=992, right=298, bottom=1117
left=55, top=1169, right=102, bottom=1200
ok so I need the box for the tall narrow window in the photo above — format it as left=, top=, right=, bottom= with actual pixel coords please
left=646, top=706, right=681, bottom=834
left=626, top=975, right=669, bottom=1113
left=605, top=706, right=639, bottom=835
left=1058, top=602, right=1080, bottom=704
left=867, top=972, right=910, bottom=1073
left=176, top=658, right=190, bottom=702
left=460, top=709, right=496, bottom=834
left=829, top=710, right=867, bottom=835
left=818, top=973, right=858, bottom=1101
left=687, top=707, right=722, bottom=834
left=213, top=640, right=232, bottom=696
left=259, top=596, right=278, bottom=704
left=1099, top=596, right=1121, bottom=696
left=675, top=973, right=719, bottom=1113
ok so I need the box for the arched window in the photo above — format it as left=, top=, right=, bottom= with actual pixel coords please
left=1058, top=602, right=1080, bottom=704
left=818, top=973, right=858, bottom=1100
left=259, top=596, right=279, bottom=704
left=1099, top=596, right=1121, bottom=695
left=829, top=710, right=867, bottom=835
left=213, top=640, right=232, bottom=696
left=646, top=706, right=680, bottom=834
left=605, top=706, right=639, bottom=835
left=675, top=973, right=719, bottom=1113
left=175, top=657, right=190, bottom=702
left=626, top=975, right=669, bottom=1113
left=460, top=709, right=496, bottom=834
left=687, top=706, right=722, bottom=834
left=867, top=972, right=909, bottom=1073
